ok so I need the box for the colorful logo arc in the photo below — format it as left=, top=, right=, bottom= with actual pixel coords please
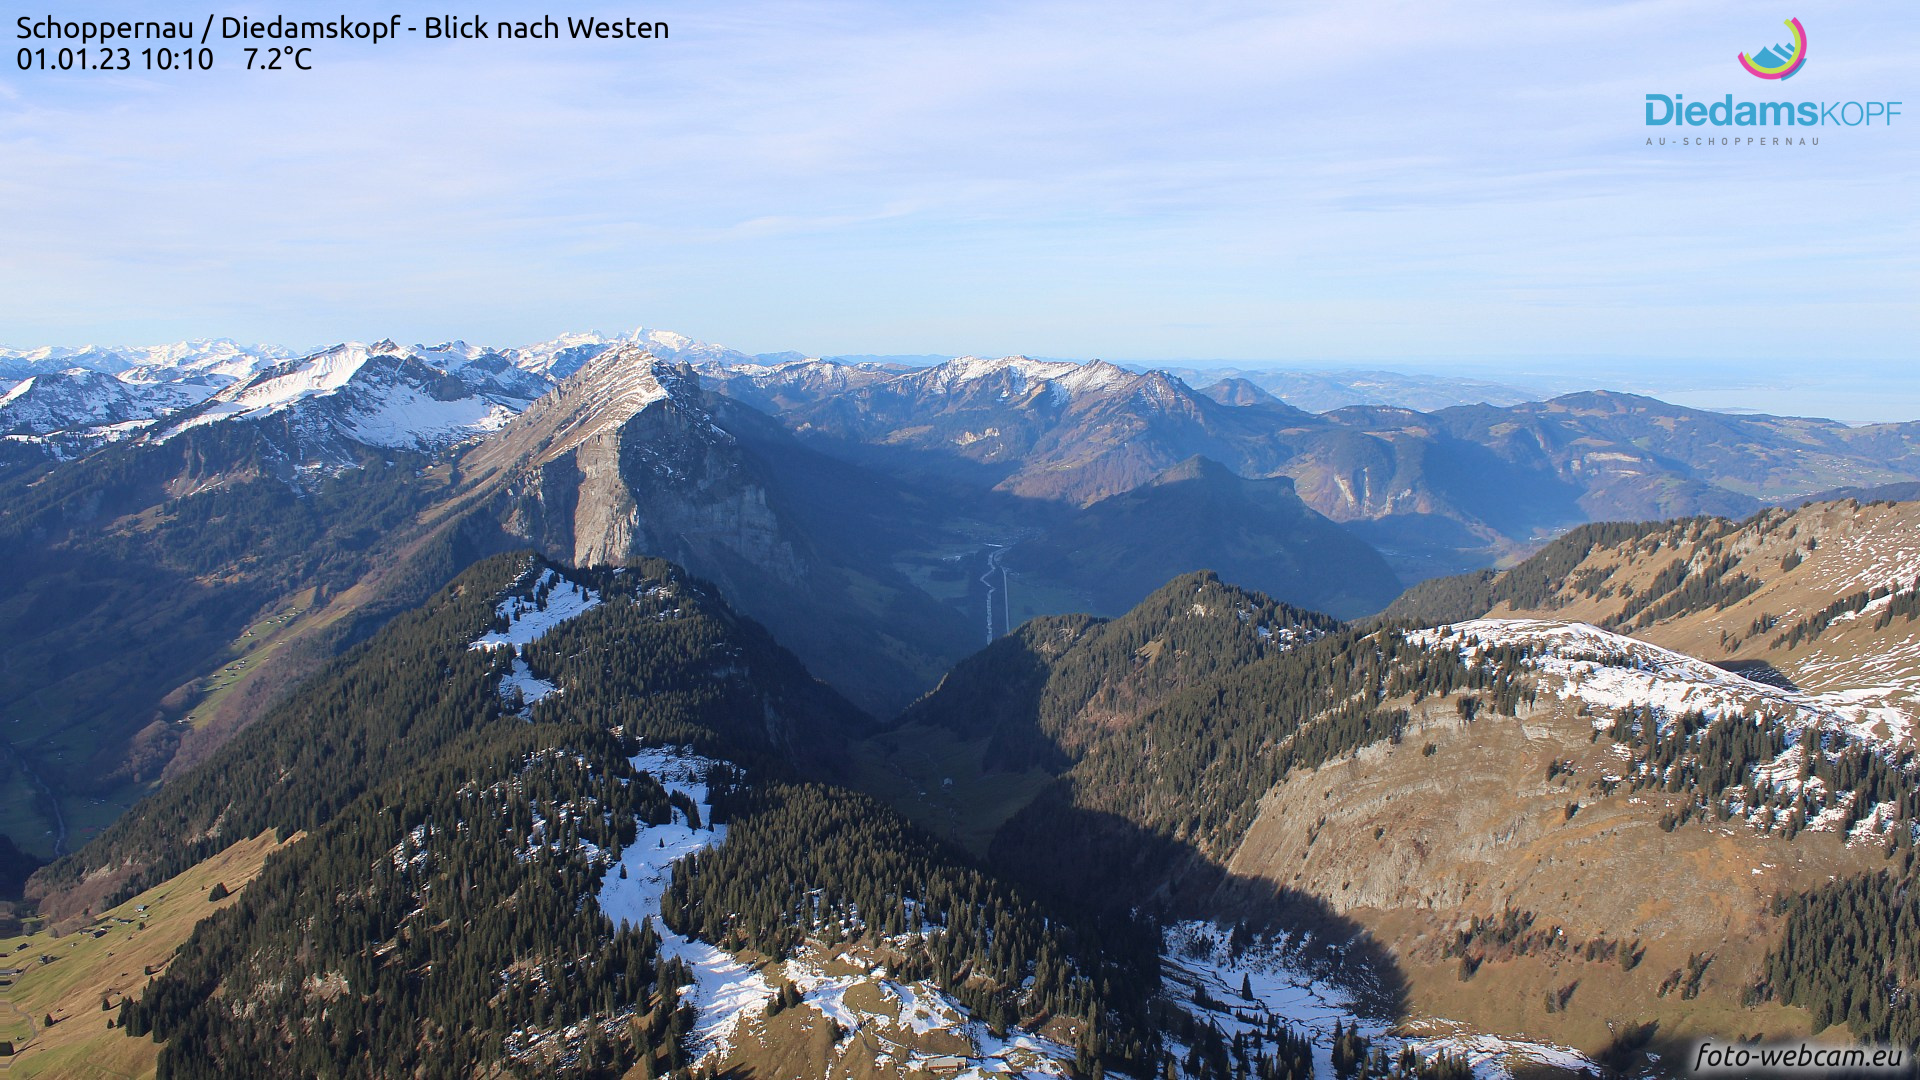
left=1740, top=18, right=1807, bottom=80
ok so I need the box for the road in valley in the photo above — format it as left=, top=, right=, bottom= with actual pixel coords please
left=979, top=544, right=1012, bottom=643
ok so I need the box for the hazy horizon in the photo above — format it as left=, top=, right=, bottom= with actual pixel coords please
left=7, top=325, right=1916, bottom=424
left=4, top=0, right=1912, bottom=421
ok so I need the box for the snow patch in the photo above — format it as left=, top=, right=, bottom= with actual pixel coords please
left=470, top=567, right=602, bottom=715
left=1408, top=619, right=1908, bottom=748
left=596, top=748, right=776, bottom=1064
left=471, top=568, right=603, bottom=649
left=498, top=657, right=558, bottom=710
left=1164, top=921, right=1595, bottom=1080
left=598, top=746, right=1077, bottom=1074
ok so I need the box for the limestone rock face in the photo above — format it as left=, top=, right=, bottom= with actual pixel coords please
left=471, top=346, right=802, bottom=587
left=462, top=344, right=978, bottom=717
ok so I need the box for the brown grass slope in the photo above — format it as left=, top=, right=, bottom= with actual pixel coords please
left=1219, top=693, right=1874, bottom=1058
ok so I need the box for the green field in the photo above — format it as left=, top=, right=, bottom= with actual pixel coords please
left=0, top=830, right=290, bottom=1079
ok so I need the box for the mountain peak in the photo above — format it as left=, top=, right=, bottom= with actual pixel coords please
left=506, top=346, right=706, bottom=461
left=1150, top=454, right=1239, bottom=486
left=917, top=355, right=1140, bottom=401
left=1198, top=377, right=1280, bottom=407
left=0, top=369, right=145, bottom=437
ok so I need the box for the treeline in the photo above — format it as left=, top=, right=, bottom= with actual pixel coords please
left=1382, top=503, right=1920, bottom=650
left=1380, top=513, right=1802, bottom=633
left=907, top=574, right=1541, bottom=934
left=1609, top=551, right=1761, bottom=631
left=40, top=549, right=865, bottom=911
left=87, top=551, right=1182, bottom=1075
left=1380, top=518, right=1699, bottom=624
left=104, top=550, right=878, bottom=1076
left=1773, top=576, right=1920, bottom=650
left=1017, top=614, right=1530, bottom=864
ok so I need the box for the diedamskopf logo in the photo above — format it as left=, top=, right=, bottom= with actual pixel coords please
left=1738, top=16, right=1806, bottom=80
left=1644, top=15, right=1900, bottom=145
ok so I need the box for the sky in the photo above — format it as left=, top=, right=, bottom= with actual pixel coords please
left=1, top=1, right=1915, bottom=419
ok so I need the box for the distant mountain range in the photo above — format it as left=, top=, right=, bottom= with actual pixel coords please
left=6, top=329, right=1920, bottom=804
left=1172, top=365, right=1543, bottom=413
left=8, top=329, right=1920, bottom=578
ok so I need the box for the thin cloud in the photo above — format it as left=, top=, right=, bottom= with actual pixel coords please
left=0, top=0, right=1911, bottom=391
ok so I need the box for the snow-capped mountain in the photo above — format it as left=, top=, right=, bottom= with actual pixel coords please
left=0, top=328, right=776, bottom=460
left=901, top=354, right=1139, bottom=399
left=0, top=338, right=294, bottom=383
left=149, top=340, right=544, bottom=462
left=0, top=339, right=295, bottom=443
left=5, top=332, right=1199, bottom=468
left=0, top=369, right=213, bottom=437
left=508, top=327, right=760, bottom=381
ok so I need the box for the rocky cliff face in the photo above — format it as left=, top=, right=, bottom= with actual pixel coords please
left=471, top=347, right=803, bottom=589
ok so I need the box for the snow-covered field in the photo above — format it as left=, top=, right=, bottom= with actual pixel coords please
left=1163, top=921, right=1596, bottom=1080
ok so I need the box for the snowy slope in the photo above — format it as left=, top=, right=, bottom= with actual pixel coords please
left=1, top=361, right=275, bottom=443
left=1408, top=618, right=1912, bottom=745
left=1405, top=614, right=1912, bottom=737
left=596, top=748, right=777, bottom=1062
left=150, top=340, right=541, bottom=458
left=1, top=370, right=149, bottom=435
left=1405, top=618, right=1920, bottom=843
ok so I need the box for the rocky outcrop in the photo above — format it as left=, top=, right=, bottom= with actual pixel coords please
left=472, top=347, right=803, bottom=587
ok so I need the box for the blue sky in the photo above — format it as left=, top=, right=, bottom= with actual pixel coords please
left=2, top=1, right=1914, bottom=418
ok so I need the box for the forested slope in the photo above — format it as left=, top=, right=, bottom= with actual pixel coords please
left=61, top=552, right=1176, bottom=1077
